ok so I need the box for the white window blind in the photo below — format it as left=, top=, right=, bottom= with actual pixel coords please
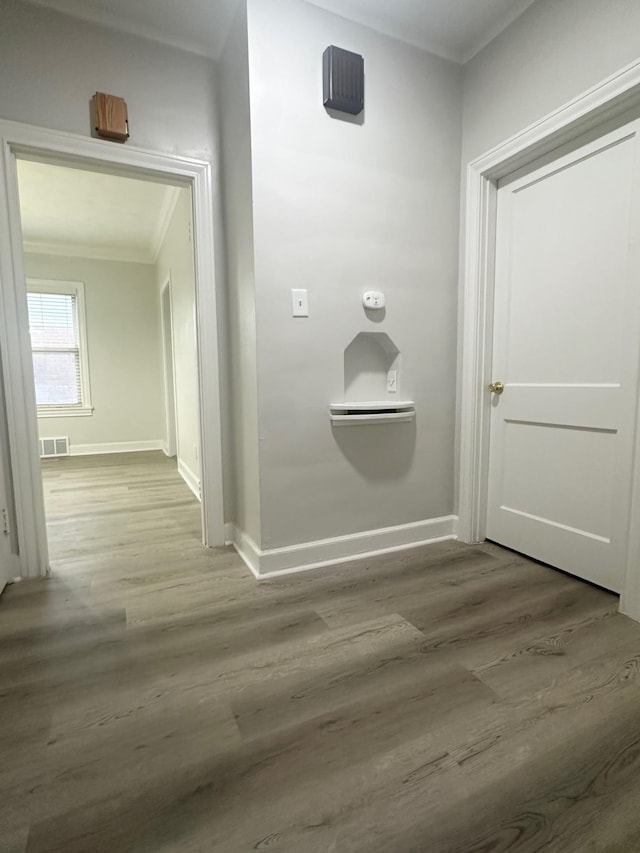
left=27, top=291, right=83, bottom=408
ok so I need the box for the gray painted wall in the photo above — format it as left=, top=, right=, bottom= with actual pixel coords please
left=25, top=253, right=164, bottom=449
left=5, top=0, right=638, bottom=557
left=0, top=0, right=218, bottom=161
left=462, top=0, right=640, bottom=164
left=218, top=2, right=262, bottom=543
left=247, top=0, right=462, bottom=548
left=456, top=0, right=640, bottom=513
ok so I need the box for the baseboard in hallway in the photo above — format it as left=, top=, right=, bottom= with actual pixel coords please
left=69, top=439, right=164, bottom=456
left=230, top=514, right=459, bottom=578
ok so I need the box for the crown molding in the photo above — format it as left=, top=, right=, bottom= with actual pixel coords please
left=24, top=0, right=218, bottom=60
left=26, top=0, right=533, bottom=69
left=22, top=239, right=154, bottom=264
left=304, top=0, right=537, bottom=65
left=303, top=0, right=460, bottom=62
left=459, top=0, right=537, bottom=64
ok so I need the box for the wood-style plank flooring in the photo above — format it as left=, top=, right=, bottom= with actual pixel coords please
left=2, top=451, right=640, bottom=851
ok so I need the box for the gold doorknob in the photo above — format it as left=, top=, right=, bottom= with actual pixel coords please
left=488, top=381, right=504, bottom=395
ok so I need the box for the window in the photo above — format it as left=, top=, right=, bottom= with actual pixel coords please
left=26, top=280, right=92, bottom=417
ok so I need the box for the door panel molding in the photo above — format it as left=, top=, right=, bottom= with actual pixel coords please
left=458, top=57, right=640, bottom=618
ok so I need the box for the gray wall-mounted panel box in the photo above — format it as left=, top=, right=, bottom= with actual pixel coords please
left=323, top=46, right=364, bottom=116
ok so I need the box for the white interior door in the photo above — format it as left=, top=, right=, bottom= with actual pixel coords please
left=487, top=122, right=640, bottom=592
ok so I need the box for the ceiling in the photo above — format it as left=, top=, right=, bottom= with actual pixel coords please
left=16, top=160, right=182, bottom=264
left=24, top=0, right=537, bottom=64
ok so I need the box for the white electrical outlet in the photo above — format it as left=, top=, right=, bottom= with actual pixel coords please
left=387, top=370, right=397, bottom=392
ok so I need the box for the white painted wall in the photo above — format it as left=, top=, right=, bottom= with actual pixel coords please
left=219, top=2, right=262, bottom=544
left=0, top=0, right=218, bottom=161
left=462, top=0, right=640, bottom=164
left=154, top=188, right=201, bottom=490
left=24, top=253, right=164, bottom=450
left=246, top=0, right=462, bottom=549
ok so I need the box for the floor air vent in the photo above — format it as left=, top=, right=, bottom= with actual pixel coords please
left=40, top=437, right=70, bottom=458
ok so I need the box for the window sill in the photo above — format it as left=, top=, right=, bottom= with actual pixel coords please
left=37, top=406, right=94, bottom=418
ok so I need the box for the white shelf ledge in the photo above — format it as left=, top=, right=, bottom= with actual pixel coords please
left=330, top=400, right=415, bottom=426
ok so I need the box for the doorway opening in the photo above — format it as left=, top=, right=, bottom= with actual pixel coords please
left=0, top=120, right=225, bottom=583
left=15, top=158, right=204, bottom=574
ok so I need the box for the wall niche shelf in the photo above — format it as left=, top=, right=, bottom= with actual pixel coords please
left=334, top=331, right=413, bottom=425
left=330, top=401, right=415, bottom=426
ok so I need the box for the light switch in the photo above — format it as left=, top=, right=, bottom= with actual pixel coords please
left=292, top=289, right=308, bottom=317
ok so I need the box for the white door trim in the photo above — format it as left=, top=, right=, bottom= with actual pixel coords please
left=160, top=277, right=178, bottom=459
left=0, top=119, right=226, bottom=578
left=458, top=57, right=640, bottom=618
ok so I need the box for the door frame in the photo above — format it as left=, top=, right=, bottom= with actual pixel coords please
left=0, top=339, right=20, bottom=588
left=0, top=119, right=226, bottom=579
left=458, top=57, right=640, bottom=620
left=160, top=277, right=178, bottom=460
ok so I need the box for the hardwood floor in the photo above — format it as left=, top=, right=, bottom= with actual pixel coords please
left=2, top=451, right=640, bottom=852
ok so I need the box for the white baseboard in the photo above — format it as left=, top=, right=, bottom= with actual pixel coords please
left=232, top=526, right=261, bottom=576
left=70, top=440, right=163, bottom=456
left=229, top=515, right=458, bottom=579
left=178, top=458, right=201, bottom=501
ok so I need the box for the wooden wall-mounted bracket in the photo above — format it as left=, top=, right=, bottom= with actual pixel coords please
left=91, top=92, right=129, bottom=142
